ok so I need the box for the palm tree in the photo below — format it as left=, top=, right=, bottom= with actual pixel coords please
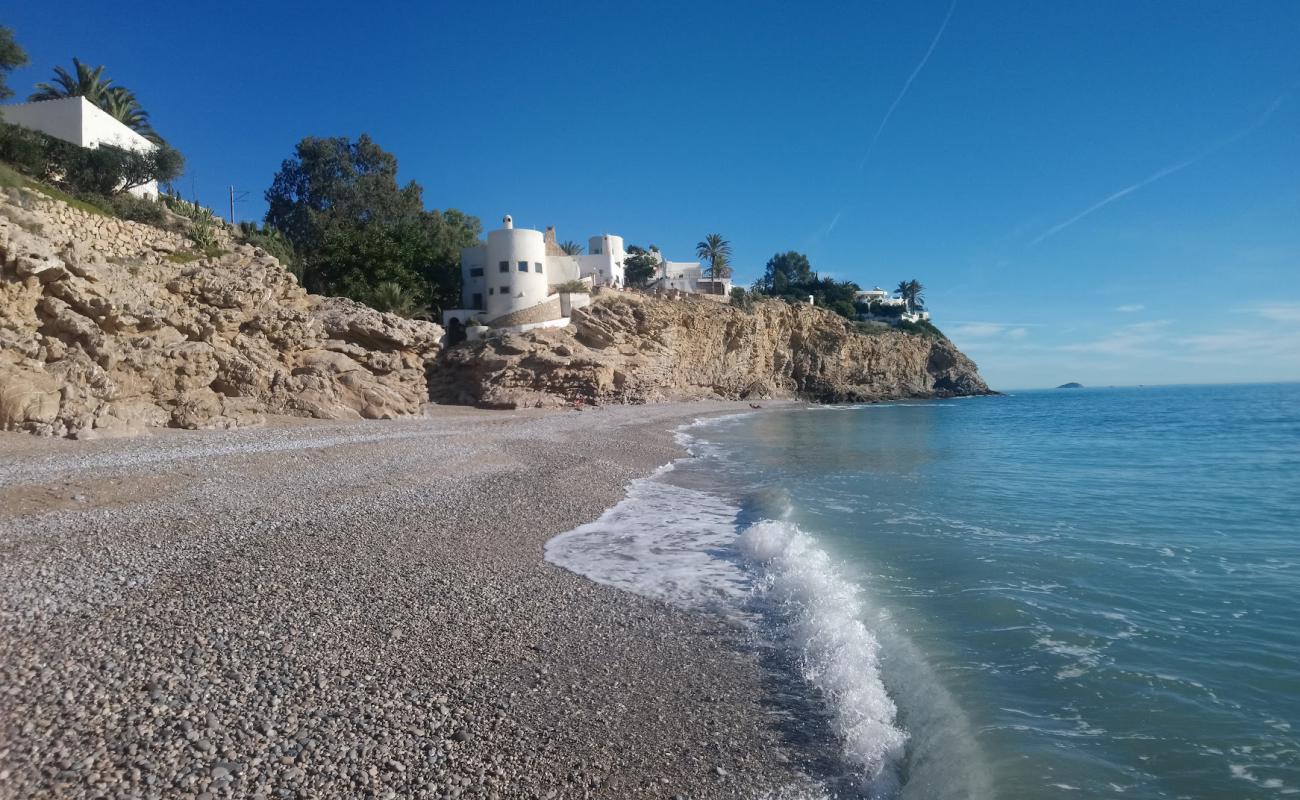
left=29, top=59, right=161, bottom=141
left=696, top=233, right=733, bottom=281
left=30, top=58, right=115, bottom=105
left=559, top=240, right=584, bottom=255
left=896, top=279, right=925, bottom=313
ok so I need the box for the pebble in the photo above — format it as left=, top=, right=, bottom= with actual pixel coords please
left=0, top=405, right=823, bottom=798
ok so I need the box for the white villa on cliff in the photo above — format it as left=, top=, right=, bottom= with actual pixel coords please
left=0, top=97, right=160, bottom=199
left=443, top=215, right=727, bottom=332
left=855, top=286, right=931, bottom=323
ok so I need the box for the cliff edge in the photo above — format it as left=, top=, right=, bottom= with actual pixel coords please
left=0, top=188, right=443, bottom=437
left=430, top=292, right=991, bottom=407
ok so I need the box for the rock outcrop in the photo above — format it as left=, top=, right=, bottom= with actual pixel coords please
left=429, top=292, right=991, bottom=408
left=0, top=188, right=442, bottom=437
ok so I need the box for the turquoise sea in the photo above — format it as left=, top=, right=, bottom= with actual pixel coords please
left=548, top=384, right=1300, bottom=799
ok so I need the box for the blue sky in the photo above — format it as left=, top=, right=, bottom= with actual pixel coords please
left=7, top=1, right=1299, bottom=389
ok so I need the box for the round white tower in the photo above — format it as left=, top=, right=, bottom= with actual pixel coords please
left=484, top=216, right=547, bottom=321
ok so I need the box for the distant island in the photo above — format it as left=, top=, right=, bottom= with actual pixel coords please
left=1057, top=382, right=1084, bottom=389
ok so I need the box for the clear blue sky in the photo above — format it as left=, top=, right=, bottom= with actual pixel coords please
left=7, top=1, right=1299, bottom=389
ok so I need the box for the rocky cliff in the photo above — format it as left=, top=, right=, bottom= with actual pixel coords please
left=0, top=188, right=443, bottom=437
left=430, top=292, right=991, bottom=408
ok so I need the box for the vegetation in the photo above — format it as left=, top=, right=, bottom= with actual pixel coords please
left=165, top=250, right=205, bottom=265
left=237, top=221, right=299, bottom=278
left=895, top=279, right=925, bottom=313
left=559, top=240, right=584, bottom=255
left=753, top=250, right=860, bottom=319
left=553, top=280, right=590, bottom=294
left=0, top=121, right=182, bottom=199
left=106, top=192, right=167, bottom=225
left=0, top=161, right=110, bottom=215
left=696, top=233, right=732, bottom=281
left=896, top=318, right=945, bottom=339
left=859, top=300, right=903, bottom=318
left=853, top=318, right=946, bottom=340
left=365, top=281, right=428, bottom=318
left=29, top=58, right=161, bottom=143
left=265, top=135, right=480, bottom=315
left=0, top=26, right=28, bottom=102
left=623, top=245, right=659, bottom=288
left=729, top=286, right=756, bottom=310
left=187, top=214, right=218, bottom=251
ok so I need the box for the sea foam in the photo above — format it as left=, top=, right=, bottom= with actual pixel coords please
left=738, top=520, right=909, bottom=798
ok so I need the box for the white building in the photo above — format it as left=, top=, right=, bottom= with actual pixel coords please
left=650, top=257, right=731, bottom=299
left=855, top=286, right=930, bottom=322
left=443, top=215, right=738, bottom=332
left=0, top=96, right=160, bottom=198
left=443, top=215, right=626, bottom=331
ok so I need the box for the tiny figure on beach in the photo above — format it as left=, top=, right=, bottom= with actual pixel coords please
left=749, top=403, right=763, bottom=409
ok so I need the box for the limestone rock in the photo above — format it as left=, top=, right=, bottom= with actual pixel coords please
left=0, top=188, right=444, bottom=437
left=429, top=293, right=991, bottom=408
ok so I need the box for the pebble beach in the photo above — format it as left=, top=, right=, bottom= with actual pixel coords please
left=0, top=402, right=818, bottom=799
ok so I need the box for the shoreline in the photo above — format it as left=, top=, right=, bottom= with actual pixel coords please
left=0, top=401, right=821, bottom=798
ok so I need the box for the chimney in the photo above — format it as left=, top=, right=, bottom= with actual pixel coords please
left=503, top=214, right=513, bottom=229
left=544, top=225, right=556, bottom=245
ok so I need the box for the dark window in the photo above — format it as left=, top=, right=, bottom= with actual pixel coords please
left=518, top=261, right=528, bottom=272
left=472, top=293, right=483, bottom=307
left=488, top=288, right=494, bottom=295
left=534, top=262, right=543, bottom=274
left=498, top=261, right=508, bottom=273
left=470, top=267, right=484, bottom=277
left=500, top=286, right=510, bottom=295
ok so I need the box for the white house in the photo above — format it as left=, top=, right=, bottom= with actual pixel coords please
left=444, top=215, right=728, bottom=332
left=650, top=257, right=731, bottom=299
left=855, top=286, right=930, bottom=322
left=443, top=215, right=624, bottom=332
left=0, top=96, right=160, bottom=198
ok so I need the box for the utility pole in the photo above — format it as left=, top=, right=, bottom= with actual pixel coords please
left=227, top=186, right=250, bottom=226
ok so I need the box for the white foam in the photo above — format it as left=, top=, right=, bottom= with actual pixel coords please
left=738, top=520, right=909, bottom=798
left=545, top=479, right=751, bottom=612
left=546, top=415, right=919, bottom=796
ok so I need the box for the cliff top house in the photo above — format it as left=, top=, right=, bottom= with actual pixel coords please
left=443, top=215, right=728, bottom=334
left=0, top=96, right=160, bottom=199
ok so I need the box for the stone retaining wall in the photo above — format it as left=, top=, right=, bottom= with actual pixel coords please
left=1, top=187, right=233, bottom=262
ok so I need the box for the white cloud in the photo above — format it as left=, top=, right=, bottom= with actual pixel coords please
left=950, top=322, right=1009, bottom=338
left=1253, top=303, right=1300, bottom=323
left=1115, top=304, right=1145, bottom=313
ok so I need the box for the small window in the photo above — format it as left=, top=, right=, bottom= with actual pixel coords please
left=470, top=267, right=484, bottom=277
left=472, top=292, right=483, bottom=307
left=534, top=262, right=543, bottom=273
left=500, top=286, right=510, bottom=295
left=488, top=287, right=494, bottom=295
left=518, top=261, right=528, bottom=272
left=498, top=261, right=509, bottom=273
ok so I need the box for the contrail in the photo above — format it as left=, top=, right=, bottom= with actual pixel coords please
left=1029, top=92, right=1288, bottom=246
left=858, top=0, right=959, bottom=170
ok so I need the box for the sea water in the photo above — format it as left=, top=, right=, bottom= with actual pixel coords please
left=546, top=384, right=1300, bottom=799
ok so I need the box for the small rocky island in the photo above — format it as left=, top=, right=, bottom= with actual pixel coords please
left=1057, top=382, right=1084, bottom=389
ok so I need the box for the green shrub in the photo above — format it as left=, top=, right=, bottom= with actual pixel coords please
left=553, top=280, right=590, bottom=294
left=730, top=286, right=755, bottom=310
left=0, top=122, right=182, bottom=197
left=896, top=319, right=947, bottom=340
left=237, top=221, right=300, bottom=278
left=108, top=192, right=166, bottom=225
left=187, top=215, right=217, bottom=250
